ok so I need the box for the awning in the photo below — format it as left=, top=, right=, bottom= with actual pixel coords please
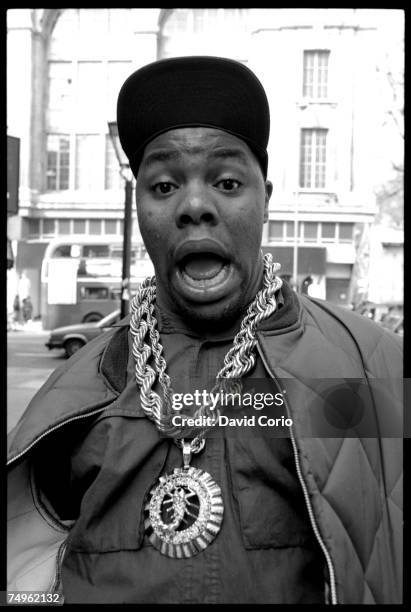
left=262, top=245, right=327, bottom=276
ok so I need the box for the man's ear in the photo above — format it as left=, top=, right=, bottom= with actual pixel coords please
left=264, top=181, right=273, bottom=223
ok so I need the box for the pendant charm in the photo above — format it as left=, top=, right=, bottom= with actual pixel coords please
left=144, top=465, right=224, bottom=558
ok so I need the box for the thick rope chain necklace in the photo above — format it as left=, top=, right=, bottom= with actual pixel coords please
left=130, top=253, right=282, bottom=558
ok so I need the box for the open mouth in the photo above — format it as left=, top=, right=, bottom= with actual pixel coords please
left=179, top=252, right=230, bottom=287
left=174, top=249, right=237, bottom=303
left=172, top=239, right=238, bottom=304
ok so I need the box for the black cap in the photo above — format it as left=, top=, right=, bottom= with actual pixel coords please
left=117, top=56, right=270, bottom=178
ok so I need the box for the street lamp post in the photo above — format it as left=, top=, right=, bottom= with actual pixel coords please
left=108, top=121, right=134, bottom=319
left=292, top=190, right=299, bottom=292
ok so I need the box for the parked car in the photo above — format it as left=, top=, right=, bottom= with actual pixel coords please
left=45, top=309, right=121, bottom=358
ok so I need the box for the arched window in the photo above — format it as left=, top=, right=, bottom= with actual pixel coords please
left=46, top=9, right=133, bottom=192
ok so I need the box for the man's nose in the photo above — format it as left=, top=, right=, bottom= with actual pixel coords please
left=176, top=181, right=218, bottom=228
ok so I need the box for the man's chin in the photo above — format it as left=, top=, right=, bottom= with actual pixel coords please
left=171, top=293, right=247, bottom=332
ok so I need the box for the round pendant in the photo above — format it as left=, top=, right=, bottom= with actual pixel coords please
left=144, top=466, right=224, bottom=558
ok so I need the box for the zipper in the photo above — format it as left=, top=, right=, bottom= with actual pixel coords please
left=50, top=538, right=68, bottom=598
left=7, top=406, right=107, bottom=467
left=256, top=341, right=338, bottom=605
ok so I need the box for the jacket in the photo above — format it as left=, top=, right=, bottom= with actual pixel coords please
left=7, top=294, right=403, bottom=604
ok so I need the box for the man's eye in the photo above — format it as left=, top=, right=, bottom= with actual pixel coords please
left=215, top=178, right=242, bottom=191
left=151, top=182, right=177, bottom=195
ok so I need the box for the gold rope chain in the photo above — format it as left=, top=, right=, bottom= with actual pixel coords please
left=129, top=253, right=283, bottom=446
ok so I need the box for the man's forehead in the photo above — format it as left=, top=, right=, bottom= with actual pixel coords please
left=145, top=126, right=250, bottom=151
left=141, top=127, right=255, bottom=166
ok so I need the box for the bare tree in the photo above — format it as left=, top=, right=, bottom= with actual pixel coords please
left=374, top=30, right=404, bottom=229
left=349, top=22, right=403, bottom=307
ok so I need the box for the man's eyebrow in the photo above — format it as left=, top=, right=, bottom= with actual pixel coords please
left=142, top=149, right=181, bottom=167
left=207, top=147, right=249, bottom=165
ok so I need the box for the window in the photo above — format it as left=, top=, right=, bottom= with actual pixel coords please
left=162, top=9, right=191, bottom=35
left=73, top=219, right=86, bottom=234
left=193, top=9, right=219, bottom=32
left=48, top=62, right=73, bottom=125
left=52, top=245, right=72, bottom=258
left=160, top=9, right=248, bottom=57
left=88, top=219, right=102, bottom=235
left=338, top=223, right=354, bottom=242
left=299, top=129, right=327, bottom=189
left=222, top=9, right=248, bottom=29
left=80, top=286, right=109, bottom=300
left=111, top=247, right=123, bottom=259
left=46, top=135, right=70, bottom=191
left=83, top=244, right=109, bottom=258
left=104, top=219, right=117, bottom=234
left=269, top=221, right=283, bottom=241
left=77, top=62, right=104, bottom=123
left=164, top=8, right=247, bottom=33
left=110, top=288, right=121, bottom=300
left=57, top=219, right=70, bottom=235
left=321, top=222, right=336, bottom=241
left=75, top=135, right=101, bottom=190
left=303, top=222, right=318, bottom=242
left=111, top=247, right=138, bottom=264
left=27, top=219, right=40, bottom=238
left=285, top=221, right=299, bottom=241
left=43, top=219, right=56, bottom=236
left=303, top=50, right=330, bottom=99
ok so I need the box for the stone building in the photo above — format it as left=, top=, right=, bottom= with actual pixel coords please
left=6, top=8, right=403, bottom=320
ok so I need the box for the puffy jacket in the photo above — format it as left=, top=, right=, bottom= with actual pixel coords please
left=7, top=295, right=403, bottom=604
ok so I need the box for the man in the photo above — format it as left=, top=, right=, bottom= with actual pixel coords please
left=7, top=56, right=402, bottom=604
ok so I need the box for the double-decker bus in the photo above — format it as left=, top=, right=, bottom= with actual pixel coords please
left=40, top=236, right=154, bottom=329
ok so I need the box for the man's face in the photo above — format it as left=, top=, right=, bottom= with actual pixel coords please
left=135, top=127, right=272, bottom=328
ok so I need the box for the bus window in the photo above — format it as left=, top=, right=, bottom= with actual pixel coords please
left=109, top=289, right=121, bottom=300
left=80, top=286, right=110, bottom=300
left=52, top=244, right=72, bottom=258
left=111, top=247, right=137, bottom=263
left=111, top=248, right=122, bottom=259
left=82, top=245, right=110, bottom=258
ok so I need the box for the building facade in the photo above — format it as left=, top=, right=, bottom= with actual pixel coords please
left=7, top=8, right=403, bottom=319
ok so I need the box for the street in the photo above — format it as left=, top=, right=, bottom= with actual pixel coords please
left=7, top=328, right=66, bottom=432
